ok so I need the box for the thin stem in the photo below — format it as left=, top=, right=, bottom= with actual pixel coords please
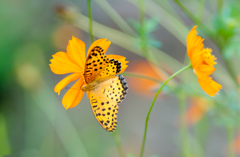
left=139, top=63, right=192, bottom=157
left=217, top=0, right=223, bottom=13
left=94, top=0, right=136, bottom=36
left=0, top=114, right=11, bottom=156
left=223, top=59, right=238, bottom=87
left=178, top=92, right=191, bottom=157
left=112, top=129, right=125, bottom=157
left=227, top=127, right=235, bottom=157
left=87, top=0, right=94, bottom=43
left=138, top=0, right=145, bottom=26
left=196, top=0, right=206, bottom=20
left=138, top=0, right=148, bottom=58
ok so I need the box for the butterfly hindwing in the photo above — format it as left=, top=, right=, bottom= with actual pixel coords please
left=84, top=46, right=110, bottom=83
left=89, top=75, right=128, bottom=132
left=103, top=75, right=128, bottom=103
left=89, top=92, right=119, bottom=132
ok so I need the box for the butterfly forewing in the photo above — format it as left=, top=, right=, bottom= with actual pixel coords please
left=84, top=45, right=124, bottom=83
left=84, top=46, right=110, bottom=83
left=89, top=75, right=128, bottom=132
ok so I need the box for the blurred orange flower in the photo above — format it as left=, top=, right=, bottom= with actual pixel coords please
left=186, top=97, right=211, bottom=126
left=127, top=60, right=169, bottom=97
left=238, top=74, right=240, bottom=92
left=233, top=131, right=240, bottom=155
left=49, top=36, right=128, bottom=109
left=187, top=26, right=222, bottom=96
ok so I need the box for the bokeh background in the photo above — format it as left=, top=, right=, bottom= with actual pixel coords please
left=1, top=0, right=240, bottom=157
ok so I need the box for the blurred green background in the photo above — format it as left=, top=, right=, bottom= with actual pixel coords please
left=1, top=0, right=240, bottom=157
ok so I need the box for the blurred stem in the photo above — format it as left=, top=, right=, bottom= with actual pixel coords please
left=112, top=129, right=125, bottom=157
left=218, top=45, right=238, bottom=86
left=174, top=0, right=214, bottom=37
left=227, top=127, right=235, bottom=157
left=155, top=0, right=183, bottom=21
left=94, top=0, right=136, bottom=36
left=217, top=0, right=223, bottom=13
left=138, top=0, right=149, bottom=58
left=139, top=63, right=192, bottom=157
left=197, top=0, right=206, bottom=20
left=0, top=114, right=11, bottom=156
left=224, top=59, right=238, bottom=86
left=178, top=92, right=191, bottom=157
left=88, top=0, right=94, bottom=43
left=32, top=86, right=89, bottom=157
left=129, top=0, right=188, bottom=45
left=122, top=72, right=161, bottom=83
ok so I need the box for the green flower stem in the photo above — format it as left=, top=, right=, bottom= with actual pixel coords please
left=197, top=0, right=206, bottom=19
left=178, top=92, right=191, bottom=157
left=223, top=59, right=238, bottom=87
left=139, top=63, right=192, bottom=157
left=138, top=0, right=148, bottom=58
left=112, top=129, right=125, bottom=157
left=94, top=0, right=136, bottom=36
left=87, top=0, right=94, bottom=43
left=217, top=0, right=223, bottom=13
left=0, top=114, right=11, bottom=156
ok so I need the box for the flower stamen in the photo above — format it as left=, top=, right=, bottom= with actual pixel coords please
left=202, top=48, right=216, bottom=66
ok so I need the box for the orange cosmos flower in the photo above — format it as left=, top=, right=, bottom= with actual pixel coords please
left=49, top=36, right=128, bottom=109
left=187, top=26, right=222, bottom=96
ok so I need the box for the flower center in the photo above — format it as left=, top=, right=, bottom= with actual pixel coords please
left=202, top=48, right=216, bottom=66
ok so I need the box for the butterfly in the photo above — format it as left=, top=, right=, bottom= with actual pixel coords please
left=81, top=46, right=128, bottom=132
left=50, top=37, right=128, bottom=132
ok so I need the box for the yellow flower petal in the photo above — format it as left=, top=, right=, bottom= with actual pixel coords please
left=67, top=36, right=86, bottom=69
left=190, top=48, right=204, bottom=69
left=54, top=73, right=82, bottom=95
left=49, top=52, right=83, bottom=74
left=187, top=26, right=204, bottom=58
left=62, top=77, right=85, bottom=109
left=107, top=54, right=129, bottom=73
left=195, top=64, right=215, bottom=78
left=86, top=39, right=111, bottom=58
left=198, top=76, right=222, bottom=97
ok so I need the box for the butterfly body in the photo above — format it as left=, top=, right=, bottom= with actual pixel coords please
left=81, top=76, right=114, bottom=91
